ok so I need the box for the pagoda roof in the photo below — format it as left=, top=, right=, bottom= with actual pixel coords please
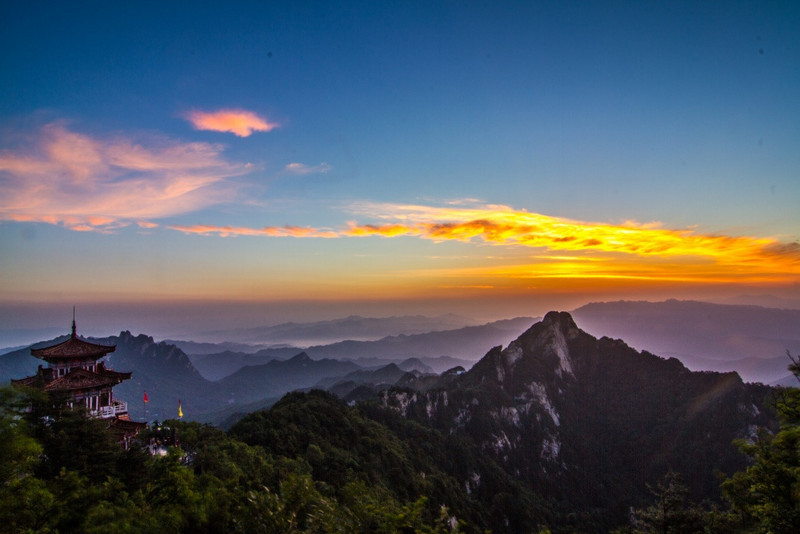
left=31, top=334, right=115, bottom=361
left=11, top=369, right=53, bottom=389
left=12, top=363, right=131, bottom=392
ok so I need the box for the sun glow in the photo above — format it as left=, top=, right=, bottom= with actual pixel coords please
left=164, top=202, right=800, bottom=292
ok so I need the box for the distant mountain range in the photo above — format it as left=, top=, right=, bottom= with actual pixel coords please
left=171, top=313, right=474, bottom=347
left=183, top=301, right=800, bottom=385
left=185, top=316, right=535, bottom=380
left=2, top=300, right=797, bottom=426
left=572, top=299, right=800, bottom=384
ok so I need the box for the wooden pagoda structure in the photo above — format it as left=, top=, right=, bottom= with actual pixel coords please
left=12, top=317, right=146, bottom=446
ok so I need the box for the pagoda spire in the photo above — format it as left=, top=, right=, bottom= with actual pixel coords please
left=71, top=306, right=77, bottom=339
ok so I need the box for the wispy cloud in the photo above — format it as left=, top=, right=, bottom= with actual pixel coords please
left=184, top=109, right=278, bottom=137
left=0, top=122, right=251, bottom=231
left=169, top=224, right=339, bottom=238
left=284, top=162, right=332, bottom=175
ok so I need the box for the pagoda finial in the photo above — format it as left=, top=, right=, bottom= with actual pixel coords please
left=71, top=306, right=77, bottom=339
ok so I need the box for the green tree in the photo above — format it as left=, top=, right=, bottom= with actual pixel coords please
left=631, top=471, right=705, bottom=533
left=0, top=387, right=54, bottom=532
left=720, top=353, right=800, bottom=533
left=0, top=387, right=42, bottom=486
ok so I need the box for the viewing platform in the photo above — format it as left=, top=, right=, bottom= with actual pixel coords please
left=92, top=399, right=128, bottom=419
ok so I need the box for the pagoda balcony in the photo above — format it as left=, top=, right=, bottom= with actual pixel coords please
left=92, top=400, right=128, bottom=419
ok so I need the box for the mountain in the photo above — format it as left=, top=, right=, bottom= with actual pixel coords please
left=0, top=339, right=53, bottom=381
left=294, top=316, right=536, bottom=365
left=315, top=362, right=409, bottom=390
left=395, top=357, right=433, bottom=374
left=163, top=339, right=270, bottom=355
left=342, top=355, right=468, bottom=375
left=377, top=311, right=776, bottom=530
left=0, top=326, right=66, bottom=350
left=187, top=348, right=298, bottom=381
left=103, top=331, right=226, bottom=422
left=182, top=317, right=532, bottom=380
left=571, top=300, right=800, bottom=384
left=194, top=313, right=472, bottom=346
left=217, top=352, right=361, bottom=405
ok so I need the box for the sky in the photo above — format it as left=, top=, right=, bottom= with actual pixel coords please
left=1, top=1, right=799, bottom=344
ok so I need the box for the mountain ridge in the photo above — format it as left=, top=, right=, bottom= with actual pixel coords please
left=378, top=311, right=775, bottom=528
left=186, top=317, right=535, bottom=380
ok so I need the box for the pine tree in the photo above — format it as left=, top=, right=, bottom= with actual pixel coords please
left=632, top=471, right=705, bottom=533
left=721, top=352, right=800, bottom=533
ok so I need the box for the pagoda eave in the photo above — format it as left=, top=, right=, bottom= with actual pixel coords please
left=31, top=336, right=115, bottom=361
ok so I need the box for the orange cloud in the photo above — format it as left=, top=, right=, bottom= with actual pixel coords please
left=184, top=109, right=278, bottom=137
left=342, top=202, right=792, bottom=256
left=0, top=122, right=251, bottom=231
left=367, top=203, right=800, bottom=285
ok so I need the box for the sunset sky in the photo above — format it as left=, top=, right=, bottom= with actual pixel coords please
left=1, top=1, right=799, bottom=343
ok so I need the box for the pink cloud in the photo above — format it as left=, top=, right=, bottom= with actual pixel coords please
left=0, top=122, right=251, bottom=231
left=184, top=109, right=278, bottom=137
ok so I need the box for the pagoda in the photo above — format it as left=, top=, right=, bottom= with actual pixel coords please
left=12, top=316, right=146, bottom=446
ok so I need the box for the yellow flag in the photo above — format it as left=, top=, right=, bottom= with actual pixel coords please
left=178, top=400, right=183, bottom=418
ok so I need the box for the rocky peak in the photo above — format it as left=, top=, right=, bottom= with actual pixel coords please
left=117, top=330, right=155, bottom=346
left=465, top=311, right=585, bottom=389
left=541, top=310, right=579, bottom=330
left=288, top=351, right=312, bottom=364
left=512, top=311, right=582, bottom=376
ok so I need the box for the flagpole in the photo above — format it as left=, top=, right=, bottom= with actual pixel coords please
left=175, top=400, right=182, bottom=448
left=143, top=390, right=149, bottom=423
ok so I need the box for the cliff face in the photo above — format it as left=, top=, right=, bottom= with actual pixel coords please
left=382, top=311, right=775, bottom=517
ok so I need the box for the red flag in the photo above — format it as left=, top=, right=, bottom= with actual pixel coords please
left=143, top=391, right=149, bottom=403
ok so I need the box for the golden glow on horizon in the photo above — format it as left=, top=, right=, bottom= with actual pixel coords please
left=435, top=256, right=797, bottom=285
left=183, top=109, right=278, bottom=137
left=167, top=202, right=800, bottom=288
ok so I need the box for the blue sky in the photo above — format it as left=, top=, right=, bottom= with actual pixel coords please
left=1, top=1, right=798, bottom=342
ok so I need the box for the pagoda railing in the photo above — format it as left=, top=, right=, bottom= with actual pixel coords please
left=92, top=400, right=128, bottom=419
